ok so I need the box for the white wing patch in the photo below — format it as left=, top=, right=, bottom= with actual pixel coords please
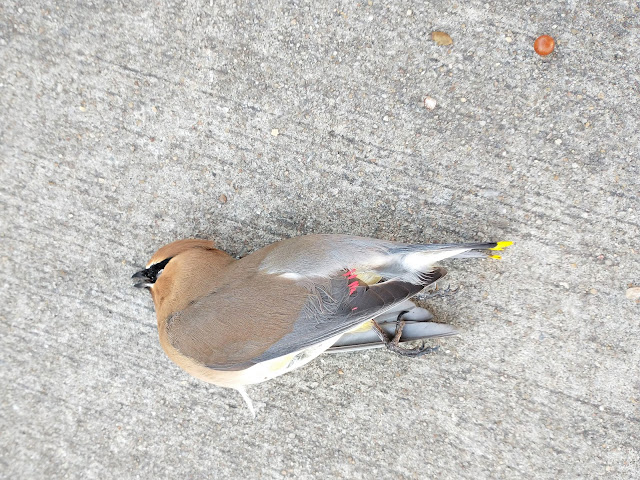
left=402, top=248, right=469, bottom=271
left=279, top=272, right=305, bottom=281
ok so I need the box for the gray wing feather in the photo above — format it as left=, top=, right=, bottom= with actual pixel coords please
left=248, top=270, right=444, bottom=364
left=259, top=234, right=496, bottom=281
left=258, top=234, right=393, bottom=277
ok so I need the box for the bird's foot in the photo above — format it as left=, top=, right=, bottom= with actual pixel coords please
left=383, top=339, right=440, bottom=358
left=372, top=313, right=439, bottom=358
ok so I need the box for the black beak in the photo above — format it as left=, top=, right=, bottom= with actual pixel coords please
left=132, top=269, right=152, bottom=288
left=131, top=257, right=173, bottom=289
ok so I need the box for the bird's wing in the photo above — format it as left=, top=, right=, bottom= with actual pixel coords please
left=246, top=267, right=447, bottom=365
left=258, top=234, right=501, bottom=283
left=164, top=263, right=446, bottom=371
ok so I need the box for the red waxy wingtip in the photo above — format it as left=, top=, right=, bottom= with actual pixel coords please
left=343, top=268, right=357, bottom=280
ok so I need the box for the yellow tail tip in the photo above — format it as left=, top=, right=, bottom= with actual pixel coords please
left=490, top=254, right=502, bottom=259
left=490, top=241, right=513, bottom=251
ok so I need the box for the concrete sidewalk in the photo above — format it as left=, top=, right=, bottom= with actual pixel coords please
left=1, top=1, right=638, bottom=478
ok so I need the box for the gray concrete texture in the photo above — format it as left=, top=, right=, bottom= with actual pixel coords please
left=1, top=0, right=639, bottom=478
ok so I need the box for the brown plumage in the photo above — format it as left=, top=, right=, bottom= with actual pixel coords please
left=133, top=235, right=511, bottom=414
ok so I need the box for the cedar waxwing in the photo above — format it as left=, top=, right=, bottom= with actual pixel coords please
left=133, top=234, right=511, bottom=415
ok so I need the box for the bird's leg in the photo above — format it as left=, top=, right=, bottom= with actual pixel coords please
left=371, top=313, right=439, bottom=358
left=391, top=312, right=406, bottom=346
left=371, top=318, right=392, bottom=343
left=422, top=284, right=459, bottom=300
left=235, top=386, right=256, bottom=418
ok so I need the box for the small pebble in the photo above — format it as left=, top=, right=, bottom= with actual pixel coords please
left=271, top=128, right=279, bottom=136
left=423, top=96, right=437, bottom=110
left=219, top=194, right=227, bottom=203
left=431, top=31, right=453, bottom=46
left=626, top=287, right=640, bottom=301
left=590, top=288, right=598, bottom=295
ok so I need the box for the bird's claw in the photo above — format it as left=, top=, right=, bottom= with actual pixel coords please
left=371, top=312, right=440, bottom=358
left=384, top=341, right=439, bottom=358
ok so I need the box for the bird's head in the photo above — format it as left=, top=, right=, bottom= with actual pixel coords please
left=132, top=239, right=217, bottom=288
left=132, top=239, right=232, bottom=320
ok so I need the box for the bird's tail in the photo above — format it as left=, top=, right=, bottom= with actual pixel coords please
left=392, top=240, right=513, bottom=261
left=374, top=240, right=513, bottom=283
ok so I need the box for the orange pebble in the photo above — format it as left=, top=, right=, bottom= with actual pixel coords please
left=534, top=35, right=555, bottom=56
